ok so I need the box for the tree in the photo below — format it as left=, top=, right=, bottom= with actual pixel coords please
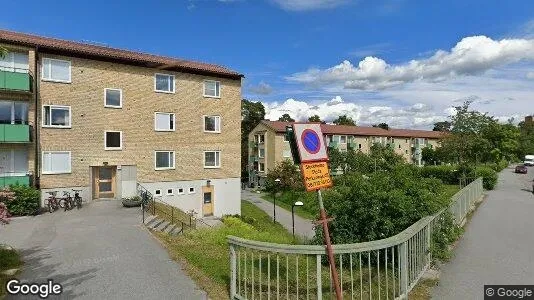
left=332, top=115, right=356, bottom=126
left=0, top=47, right=7, bottom=59
left=518, top=120, right=534, bottom=159
left=278, top=113, right=295, bottom=122
left=264, top=160, right=302, bottom=192
left=372, top=123, right=389, bottom=130
left=433, top=121, right=452, bottom=132
left=308, top=115, right=325, bottom=123
left=241, top=99, right=265, bottom=178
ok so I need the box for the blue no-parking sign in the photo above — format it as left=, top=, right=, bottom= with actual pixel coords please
left=293, top=124, right=329, bottom=163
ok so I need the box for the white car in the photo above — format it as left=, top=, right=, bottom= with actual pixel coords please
left=525, top=155, right=534, bottom=166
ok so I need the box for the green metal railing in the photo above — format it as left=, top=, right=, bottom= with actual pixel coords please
left=228, top=178, right=484, bottom=299
left=0, top=174, right=30, bottom=188
left=0, top=124, right=31, bottom=143
left=0, top=69, right=32, bottom=92
left=328, top=141, right=339, bottom=149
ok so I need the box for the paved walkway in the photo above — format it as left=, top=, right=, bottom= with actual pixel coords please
left=432, top=167, right=534, bottom=299
left=241, top=190, right=315, bottom=239
left=0, top=200, right=206, bottom=300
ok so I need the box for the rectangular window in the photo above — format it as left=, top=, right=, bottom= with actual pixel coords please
left=155, top=112, right=175, bottom=131
left=155, top=189, right=161, bottom=196
left=204, top=151, right=221, bottom=168
left=104, top=88, right=122, bottom=108
left=358, top=144, right=362, bottom=149
left=166, top=189, right=174, bottom=196
left=204, top=115, right=221, bottom=133
left=283, top=150, right=291, bottom=158
left=203, top=80, right=220, bottom=98
left=42, top=58, right=71, bottom=83
left=0, top=101, right=28, bottom=124
left=155, top=151, right=175, bottom=170
left=398, top=144, right=401, bottom=149
left=258, top=148, right=265, bottom=158
left=258, top=162, right=265, bottom=172
left=254, top=135, right=259, bottom=143
left=259, top=134, right=265, bottom=144
left=104, top=131, right=122, bottom=150
left=405, top=150, right=408, bottom=154
left=154, top=73, right=175, bottom=93
left=340, top=136, right=347, bottom=143
left=43, top=105, right=71, bottom=128
left=284, top=134, right=289, bottom=142
left=0, top=52, right=29, bottom=73
left=177, top=188, right=185, bottom=195
left=189, top=187, right=196, bottom=194
left=42, top=151, right=71, bottom=174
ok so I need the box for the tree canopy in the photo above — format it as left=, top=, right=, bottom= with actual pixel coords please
left=372, top=123, right=389, bottom=130
left=308, top=115, right=325, bottom=123
left=433, top=121, right=451, bottom=132
left=0, top=47, right=6, bottom=58
left=332, top=115, right=356, bottom=126
left=278, top=113, right=295, bottom=122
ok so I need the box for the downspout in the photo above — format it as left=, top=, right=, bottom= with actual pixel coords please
left=33, top=46, right=39, bottom=189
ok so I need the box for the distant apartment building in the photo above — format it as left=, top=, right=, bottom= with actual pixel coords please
left=247, top=121, right=442, bottom=186
left=0, top=30, right=242, bottom=217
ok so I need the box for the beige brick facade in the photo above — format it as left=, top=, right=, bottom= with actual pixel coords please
left=36, top=54, right=241, bottom=189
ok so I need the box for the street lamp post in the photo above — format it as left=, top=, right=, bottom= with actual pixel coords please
left=273, top=178, right=280, bottom=223
left=292, top=201, right=304, bottom=238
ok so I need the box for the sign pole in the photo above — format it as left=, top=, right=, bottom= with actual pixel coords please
left=316, top=188, right=342, bottom=300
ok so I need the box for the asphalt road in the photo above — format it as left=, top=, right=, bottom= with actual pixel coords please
left=432, top=166, right=534, bottom=299
left=0, top=200, right=206, bottom=300
left=241, top=190, right=316, bottom=239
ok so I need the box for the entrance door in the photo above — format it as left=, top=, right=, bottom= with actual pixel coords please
left=202, top=192, right=213, bottom=217
left=94, top=167, right=116, bottom=199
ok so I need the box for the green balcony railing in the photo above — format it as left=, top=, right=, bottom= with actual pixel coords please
left=0, top=175, right=30, bottom=188
left=0, top=124, right=31, bottom=143
left=328, top=141, right=339, bottom=149
left=0, top=70, right=32, bottom=92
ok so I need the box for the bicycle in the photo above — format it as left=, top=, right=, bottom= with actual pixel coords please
left=60, top=191, right=73, bottom=211
left=45, top=191, right=60, bottom=213
left=72, top=189, right=83, bottom=209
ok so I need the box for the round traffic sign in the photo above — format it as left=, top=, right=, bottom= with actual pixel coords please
left=301, top=129, right=321, bottom=154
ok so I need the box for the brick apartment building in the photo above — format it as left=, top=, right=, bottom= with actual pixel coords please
left=248, top=120, right=442, bottom=187
left=0, top=30, right=242, bottom=217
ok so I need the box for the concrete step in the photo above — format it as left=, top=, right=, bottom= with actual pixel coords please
left=169, top=225, right=184, bottom=236
left=155, top=221, right=170, bottom=232
left=148, top=218, right=165, bottom=230
left=163, top=224, right=176, bottom=234
left=144, top=215, right=158, bottom=226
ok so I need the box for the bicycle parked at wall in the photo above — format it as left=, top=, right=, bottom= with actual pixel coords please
left=60, top=191, right=73, bottom=211
left=45, top=191, right=60, bottom=213
left=72, top=189, right=83, bottom=209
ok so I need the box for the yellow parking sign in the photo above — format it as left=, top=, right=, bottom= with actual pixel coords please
left=301, top=161, right=333, bottom=191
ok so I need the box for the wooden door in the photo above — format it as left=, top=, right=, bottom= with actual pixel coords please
left=202, top=191, right=213, bottom=217
left=94, top=167, right=116, bottom=199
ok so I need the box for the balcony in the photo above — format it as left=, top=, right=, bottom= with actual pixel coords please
left=348, top=141, right=357, bottom=149
left=0, top=124, right=31, bottom=143
left=0, top=174, right=30, bottom=188
left=328, top=141, right=339, bottom=149
left=249, top=155, right=258, bottom=162
left=0, top=69, right=32, bottom=92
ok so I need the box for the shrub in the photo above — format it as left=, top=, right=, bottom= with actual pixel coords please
left=420, top=165, right=460, bottom=184
left=430, top=211, right=463, bottom=261
left=7, top=185, right=40, bottom=216
left=473, top=166, right=498, bottom=190
left=264, top=160, right=303, bottom=193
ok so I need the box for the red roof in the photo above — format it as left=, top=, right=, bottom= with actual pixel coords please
left=261, top=120, right=443, bottom=138
left=0, top=29, right=242, bottom=79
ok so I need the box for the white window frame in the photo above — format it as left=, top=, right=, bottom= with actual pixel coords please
left=155, top=189, right=162, bottom=196
left=203, top=80, right=221, bottom=98
left=154, top=112, right=176, bottom=132
left=203, top=115, right=221, bottom=133
left=41, top=58, right=72, bottom=83
left=42, top=105, right=72, bottom=128
left=259, top=134, right=265, bottom=144
left=258, top=148, right=265, bottom=158
left=154, top=73, right=175, bottom=93
left=188, top=187, right=196, bottom=194
left=340, top=136, right=347, bottom=144
left=41, top=151, right=72, bottom=175
left=166, top=188, right=174, bottom=196
left=258, top=162, right=265, bottom=173
left=204, top=151, right=221, bottom=169
left=104, top=131, right=123, bottom=150
left=177, top=188, right=185, bottom=195
left=154, top=151, right=176, bottom=170
left=104, top=88, right=123, bottom=108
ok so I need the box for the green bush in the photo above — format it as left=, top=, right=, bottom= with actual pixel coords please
left=6, top=185, right=40, bottom=216
left=430, top=211, right=463, bottom=261
left=420, top=165, right=460, bottom=184
left=473, top=166, right=498, bottom=190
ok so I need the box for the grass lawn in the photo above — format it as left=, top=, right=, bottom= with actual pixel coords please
left=0, top=247, right=22, bottom=298
left=443, top=185, right=461, bottom=199
left=155, top=201, right=297, bottom=300
left=152, top=201, right=195, bottom=229
left=259, top=192, right=317, bottom=220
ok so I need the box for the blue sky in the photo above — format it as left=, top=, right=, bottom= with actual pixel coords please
left=2, top=0, right=534, bottom=128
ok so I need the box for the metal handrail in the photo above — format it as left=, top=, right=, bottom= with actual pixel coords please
left=228, top=178, right=484, bottom=299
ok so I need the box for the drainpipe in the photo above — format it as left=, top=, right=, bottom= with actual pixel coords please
left=33, top=47, right=39, bottom=189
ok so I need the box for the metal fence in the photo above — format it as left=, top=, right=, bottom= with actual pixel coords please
left=228, top=178, right=483, bottom=299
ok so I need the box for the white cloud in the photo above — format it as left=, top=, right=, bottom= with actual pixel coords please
left=269, top=0, right=350, bottom=11
left=527, top=71, right=534, bottom=79
left=265, top=96, right=361, bottom=122
left=248, top=81, right=273, bottom=95
left=288, top=36, right=534, bottom=90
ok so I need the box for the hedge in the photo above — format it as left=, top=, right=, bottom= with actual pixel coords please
left=474, top=166, right=498, bottom=190
left=421, top=165, right=498, bottom=190
left=6, top=185, right=40, bottom=216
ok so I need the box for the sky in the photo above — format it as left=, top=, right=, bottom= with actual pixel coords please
left=2, top=0, right=534, bottom=129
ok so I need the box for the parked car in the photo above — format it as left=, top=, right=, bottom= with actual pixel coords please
left=515, top=165, right=528, bottom=174
left=524, top=155, right=534, bottom=166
